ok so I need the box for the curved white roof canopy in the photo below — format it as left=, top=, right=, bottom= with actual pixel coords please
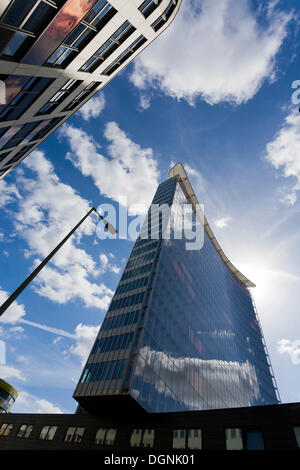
left=168, top=162, right=255, bottom=288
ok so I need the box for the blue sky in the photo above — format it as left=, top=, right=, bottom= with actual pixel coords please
left=1, top=0, right=300, bottom=413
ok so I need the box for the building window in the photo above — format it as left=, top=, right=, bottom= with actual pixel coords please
left=0, top=0, right=63, bottom=60
left=0, top=120, right=50, bottom=150
left=16, top=424, right=34, bottom=438
left=91, top=332, right=134, bottom=354
left=139, top=0, right=162, bottom=18
left=0, top=150, right=12, bottom=165
left=105, top=428, right=117, bottom=446
left=0, top=144, right=35, bottom=169
left=37, top=78, right=82, bottom=115
left=225, top=428, right=243, bottom=450
left=129, top=429, right=142, bottom=447
left=45, top=1, right=117, bottom=68
left=80, top=358, right=127, bottom=384
left=80, top=21, right=136, bottom=73
left=39, top=425, right=58, bottom=441
left=293, top=427, right=300, bottom=448
left=0, top=125, right=22, bottom=150
left=0, top=116, right=64, bottom=151
left=142, top=429, right=155, bottom=448
left=95, top=427, right=117, bottom=445
left=151, top=0, right=178, bottom=32
left=245, top=431, right=264, bottom=450
left=100, top=310, right=140, bottom=331
left=0, top=423, right=13, bottom=436
left=102, top=35, right=147, bottom=76
left=62, top=82, right=101, bottom=112
left=187, top=429, right=202, bottom=450
left=172, top=429, right=186, bottom=449
left=0, top=75, right=54, bottom=121
left=130, top=429, right=155, bottom=448
left=172, top=429, right=201, bottom=450
left=64, top=427, right=85, bottom=443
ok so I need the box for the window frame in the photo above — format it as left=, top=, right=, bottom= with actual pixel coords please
left=80, top=21, right=136, bottom=73
left=16, top=424, right=34, bottom=439
left=0, top=0, right=62, bottom=60
left=172, top=428, right=202, bottom=450
left=0, top=423, right=13, bottom=437
left=44, top=1, right=117, bottom=69
left=95, top=427, right=117, bottom=446
left=64, top=426, right=85, bottom=443
left=129, top=428, right=155, bottom=448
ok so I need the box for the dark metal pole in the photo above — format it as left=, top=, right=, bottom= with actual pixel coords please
left=0, top=207, right=96, bottom=317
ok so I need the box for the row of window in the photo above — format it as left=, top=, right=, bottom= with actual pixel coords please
left=80, top=20, right=136, bottom=73
left=152, top=0, right=178, bottom=32
left=46, top=1, right=117, bottom=68
left=0, top=0, right=65, bottom=60
left=132, top=237, right=160, bottom=251
left=139, top=0, right=163, bottom=19
left=0, top=73, right=101, bottom=122
left=0, top=75, right=54, bottom=121
left=108, top=291, right=146, bottom=312
left=131, top=239, right=159, bottom=257
left=2, top=424, right=299, bottom=450
left=37, top=78, right=82, bottom=115
left=101, top=35, right=147, bottom=76
left=100, top=310, right=140, bottom=331
left=126, top=251, right=156, bottom=269
left=0, top=117, right=63, bottom=151
left=91, top=332, right=134, bottom=355
left=80, top=358, right=127, bottom=384
left=121, top=262, right=153, bottom=281
left=115, top=276, right=149, bottom=296
left=0, top=144, right=35, bottom=170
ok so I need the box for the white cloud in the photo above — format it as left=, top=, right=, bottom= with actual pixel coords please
left=0, top=288, right=26, bottom=324
left=19, top=319, right=76, bottom=339
left=99, top=253, right=121, bottom=274
left=0, top=179, right=21, bottom=207
left=110, top=265, right=121, bottom=274
left=60, top=121, right=160, bottom=215
left=69, top=323, right=99, bottom=365
left=265, top=109, right=300, bottom=205
left=0, top=364, right=26, bottom=381
left=78, top=93, right=105, bottom=121
left=130, top=0, right=293, bottom=105
left=13, top=391, right=64, bottom=414
left=138, top=94, right=151, bottom=111
left=277, top=339, right=300, bottom=364
left=214, top=216, right=232, bottom=228
left=2, top=150, right=113, bottom=309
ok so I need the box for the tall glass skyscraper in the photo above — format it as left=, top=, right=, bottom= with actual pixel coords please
left=74, top=163, right=280, bottom=415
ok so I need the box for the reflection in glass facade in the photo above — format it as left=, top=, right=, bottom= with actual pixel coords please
left=74, top=170, right=279, bottom=414
left=21, top=0, right=100, bottom=66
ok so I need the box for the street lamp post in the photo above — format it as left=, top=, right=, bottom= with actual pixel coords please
left=0, top=207, right=116, bottom=318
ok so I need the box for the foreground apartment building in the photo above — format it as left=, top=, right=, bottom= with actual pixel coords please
left=0, top=0, right=181, bottom=179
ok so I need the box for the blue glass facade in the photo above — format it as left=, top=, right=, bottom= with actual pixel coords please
left=74, top=176, right=279, bottom=413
